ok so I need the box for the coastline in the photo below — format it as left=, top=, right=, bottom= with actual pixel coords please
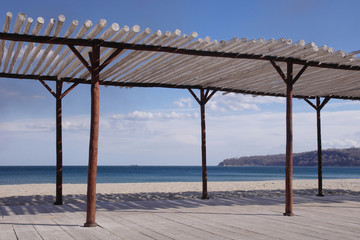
left=1, top=179, right=359, bottom=206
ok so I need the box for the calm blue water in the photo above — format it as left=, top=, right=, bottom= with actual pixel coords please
left=0, top=166, right=359, bottom=185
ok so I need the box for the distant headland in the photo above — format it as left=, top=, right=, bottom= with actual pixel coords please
left=218, top=147, right=360, bottom=167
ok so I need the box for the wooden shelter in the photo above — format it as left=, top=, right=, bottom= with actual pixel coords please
left=1, top=12, right=360, bottom=226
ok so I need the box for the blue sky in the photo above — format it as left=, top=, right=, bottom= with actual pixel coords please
left=1, top=0, right=360, bottom=166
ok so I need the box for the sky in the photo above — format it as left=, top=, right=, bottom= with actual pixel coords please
left=1, top=0, right=360, bottom=166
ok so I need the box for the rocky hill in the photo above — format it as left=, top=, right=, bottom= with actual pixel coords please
left=218, top=147, right=360, bottom=166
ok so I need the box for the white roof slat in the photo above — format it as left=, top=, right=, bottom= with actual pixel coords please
left=22, top=17, right=55, bottom=74
left=94, top=27, right=152, bottom=79
left=15, top=17, right=44, bottom=74
left=2, top=13, right=26, bottom=72
left=179, top=39, right=287, bottom=87
left=107, top=30, right=190, bottom=80
left=118, top=36, right=207, bottom=84
left=137, top=37, right=212, bottom=84
left=75, top=24, right=138, bottom=79
left=117, top=32, right=198, bottom=83
left=53, top=19, right=106, bottom=77
left=2, top=12, right=360, bottom=99
left=100, top=30, right=169, bottom=80
left=294, top=70, right=360, bottom=94
left=8, top=16, right=33, bottom=73
left=0, top=12, right=12, bottom=68
left=59, top=22, right=120, bottom=79
left=67, top=22, right=121, bottom=78
left=83, top=28, right=162, bottom=80
left=244, top=38, right=273, bottom=54
left=263, top=38, right=292, bottom=56
left=46, top=19, right=92, bottom=75
left=37, top=19, right=79, bottom=75
left=75, top=25, right=149, bottom=80
left=31, top=15, right=66, bottom=74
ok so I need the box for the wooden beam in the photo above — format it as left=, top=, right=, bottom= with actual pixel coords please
left=284, top=61, right=294, bottom=216
left=200, top=89, right=208, bottom=199
left=188, top=89, right=216, bottom=200
left=304, top=97, right=331, bottom=197
left=38, top=79, right=56, bottom=98
left=1, top=32, right=360, bottom=71
left=316, top=97, right=324, bottom=197
left=67, top=44, right=92, bottom=73
left=54, top=81, right=63, bottom=205
left=84, top=41, right=101, bottom=228
left=60, top=82, right=79, bottom=99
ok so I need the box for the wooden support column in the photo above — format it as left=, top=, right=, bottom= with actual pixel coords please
left=200, top=89, right=208, bottom=199
left=188, top=88, right=216, bottom=199
left=84, top=41, right=101, bottom=227
left=54, top=80, right=63, bottom=205
left=270, top=61, right=307, bottom=216
left=284, top=61, right=294, bottom=216
left=304, top=96, right=330, bottom=197
left=316, top=97, right=323, bottom=197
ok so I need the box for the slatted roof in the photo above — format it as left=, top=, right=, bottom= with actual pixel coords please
left=1, top=12, right=360, bottom=99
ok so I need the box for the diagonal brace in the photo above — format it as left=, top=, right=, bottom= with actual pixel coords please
left=271, top=60, right=308, bottom=85
left=61, top=82, right=79, bottom=99
left=304, top=96, right=331, bottom=110
left=99, top=48, right=124, bottom=72
left=39, top=79, right=56, bottom=98
left=188, top=88, right=217, bottom=105
left=68, top=44, right=92, bottom=73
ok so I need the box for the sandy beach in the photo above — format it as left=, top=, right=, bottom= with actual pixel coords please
left=1, top=179, right=359, bottom=206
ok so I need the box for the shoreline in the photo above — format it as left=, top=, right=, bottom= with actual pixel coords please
left=1, top=179, right=359, bottom=206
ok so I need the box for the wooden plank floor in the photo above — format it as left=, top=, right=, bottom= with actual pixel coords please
left=1, top=195, right=359, bottom=240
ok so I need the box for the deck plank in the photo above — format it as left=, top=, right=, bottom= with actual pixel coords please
left=1, top=195, right=360, bottom=240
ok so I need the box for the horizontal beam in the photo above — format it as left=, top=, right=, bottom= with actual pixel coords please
left=12, top=72, right=360, bottom=100
left=0, top=32, right=360, bottom=71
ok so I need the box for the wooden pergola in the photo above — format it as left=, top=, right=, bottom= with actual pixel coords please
left=1, top=12, right=360, bottom=226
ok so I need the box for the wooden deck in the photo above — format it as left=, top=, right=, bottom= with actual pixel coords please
left=1, top=195, right=359, bottom=239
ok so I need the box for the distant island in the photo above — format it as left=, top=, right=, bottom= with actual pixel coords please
left=218, top=147, right=360, bottom=166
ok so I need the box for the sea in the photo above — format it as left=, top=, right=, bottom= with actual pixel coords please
left=0, top=166, right=360, bottom=185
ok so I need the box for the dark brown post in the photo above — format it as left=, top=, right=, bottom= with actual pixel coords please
left=54, top=81, right=63, bottom=205
left=188, top=89, right=216, bottom=199
left=284, top=61, right=294, bottom=216
left=200, top=89, right=208, bottom=199
left=84, top=42, right=101, bottom=227
left=316, top=97, right=324, bottom=197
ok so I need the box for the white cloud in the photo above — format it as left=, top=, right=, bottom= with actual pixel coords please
left=110, top=110, right=198, bottom=122
left=323, top=138, right=360, bottom=148
left=174, top=97, right=193, bottom=108
left=208, top=92, right=284, bottom=112
left=2, top=106, right=360, bottom=165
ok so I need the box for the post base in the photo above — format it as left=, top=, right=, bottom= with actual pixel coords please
left=283, top=212, right=295, bottom=216
left=317, top=193, right=324, bottom=197
left=54, top=201, right=63, bottom=205
left=84, top=222, right=98, bottom=227
left=201, top=195, right=209, bottom=200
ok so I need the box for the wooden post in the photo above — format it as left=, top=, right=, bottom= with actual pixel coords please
left=84, top=41, right=101, bottom=227
left=316, top=96, right=326, bottom=197
left=284, top=61, right=294, bottom=216
left=54, top=81, right=63, bottom=205
left=188, top=89, right=216, bottom=200
left=304, top=97, right=330, bottom=196
left=200, top=89, right=209, bottom=199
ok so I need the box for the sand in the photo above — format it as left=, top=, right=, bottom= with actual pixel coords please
left=1, top=179, right=359, bottom=206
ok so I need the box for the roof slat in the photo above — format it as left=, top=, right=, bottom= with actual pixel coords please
left=22, top=17, right=55, bottom=74
left=2, top=13, right=26, bottom=72
left=31, top=15, right=66, bottom=74
left=0, top=12, right=12, bottom=68
left=8, top=16, right=33, bottom=73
